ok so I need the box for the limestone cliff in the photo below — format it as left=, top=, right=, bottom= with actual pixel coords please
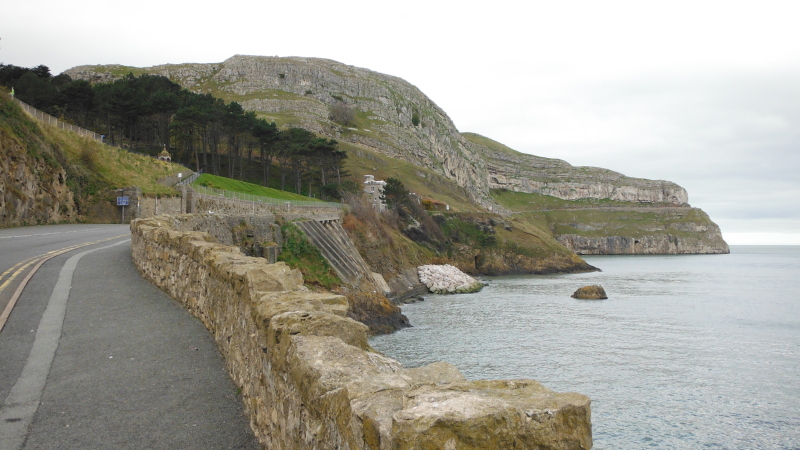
left=66, top=56, right=493, bottom=208
left=554, top=208, right=730, bottom=255
left=65, top=55, right=729, bottom=254
left=0, top=94, right=76, bottom=227
left=464, top=133, right=689, bottom=206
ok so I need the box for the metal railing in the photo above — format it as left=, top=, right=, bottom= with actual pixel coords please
left=13, top=98, right=102, bottom=141
left=191, top=184, right=344, bottom=209
left=177, top=171, right=202, bottom=186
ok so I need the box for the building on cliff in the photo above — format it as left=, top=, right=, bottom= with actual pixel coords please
left=363, top=175, right=387, bottom=212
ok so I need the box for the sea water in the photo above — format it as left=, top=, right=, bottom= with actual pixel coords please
left=369, top=246, right=800, bottom=449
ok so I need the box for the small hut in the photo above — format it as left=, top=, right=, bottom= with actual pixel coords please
left=157, top=146, right=172, bottom=163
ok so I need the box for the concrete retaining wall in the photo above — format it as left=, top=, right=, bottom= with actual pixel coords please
left=130, top=215, right=592, bottom=449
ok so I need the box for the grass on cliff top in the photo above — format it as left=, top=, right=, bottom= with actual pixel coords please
left=340, top=142, right=479, bottom=212
left=491, top=189, right=648, bottom=211
left=514, top=208, right=710, bottom=240
left=193, top=173, right=322, bottom=202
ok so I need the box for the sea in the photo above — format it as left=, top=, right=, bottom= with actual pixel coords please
left=369, top=246, right=800, bottom=449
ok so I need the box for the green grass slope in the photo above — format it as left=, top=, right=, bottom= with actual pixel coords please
left=1, top=93, right=187, bottom=224
left=193, top=173, right=324, bottom=202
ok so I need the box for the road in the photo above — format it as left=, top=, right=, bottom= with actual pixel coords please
left=0, top=224, right=257, bottom=449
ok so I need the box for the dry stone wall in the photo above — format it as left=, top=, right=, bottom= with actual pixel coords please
left=131, top=215, right=593, bottom=449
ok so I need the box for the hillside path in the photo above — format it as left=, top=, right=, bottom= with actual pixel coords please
left=0, top=224, right=257, bottom=449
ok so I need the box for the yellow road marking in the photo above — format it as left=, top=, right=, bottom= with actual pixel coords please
left=0, top=234, right=130, bottom=332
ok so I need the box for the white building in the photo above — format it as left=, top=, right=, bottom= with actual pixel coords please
left=363, top=175, right=387, bottom=212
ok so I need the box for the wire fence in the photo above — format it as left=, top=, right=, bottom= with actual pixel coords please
left=13, top=98, right=103, bottom=141
left=191, top=184, right=345, bottom=209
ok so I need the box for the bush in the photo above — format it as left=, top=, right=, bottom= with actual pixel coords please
left=329, top=103, right=355, bottom=127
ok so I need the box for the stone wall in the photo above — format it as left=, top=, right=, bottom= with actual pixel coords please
left=189, top=190, right=343, bottom=222
left=131, top=215, right=593, bottom=449
left=114, top=188, right=342, bottom=224
left=139, top=195, right=184, bottom=218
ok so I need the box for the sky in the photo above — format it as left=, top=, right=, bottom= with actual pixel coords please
left=3, top=0, right=799, bottom=245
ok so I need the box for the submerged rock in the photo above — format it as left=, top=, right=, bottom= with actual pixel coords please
left=572, top=285, right=608, bottom=300
left=418, top=264, right=484, bottom=294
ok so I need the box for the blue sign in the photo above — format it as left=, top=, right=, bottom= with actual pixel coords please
left=117, top=196, right=129, bottom=206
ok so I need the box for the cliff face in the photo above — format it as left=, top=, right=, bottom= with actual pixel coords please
left=464, top=133, right=689, bottom=206
left=513, top=206, right=730, bottom=255
left=0, top=95, right=76, bottom=227
left=65, top=56, right=729, bottom=254
left=64, top=56, right=690, bottom=207
left=66, top=56, right=493, bottom=208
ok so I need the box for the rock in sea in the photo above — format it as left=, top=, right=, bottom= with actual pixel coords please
left=418, top=264, right=484, bottom=294
left=572, top=285, right=608, bottom=300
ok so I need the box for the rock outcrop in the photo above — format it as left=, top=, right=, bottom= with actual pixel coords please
left=465, top=133, right=689, bottom=205
left=572, top=285, right=608, bottom=300
left=1, top=94, right=76, bottom=227
left=131, top=215, right=593, bottom=449
left=554, top=208, right=730, bottom=254
left=418, top=264, right=484, bottom=294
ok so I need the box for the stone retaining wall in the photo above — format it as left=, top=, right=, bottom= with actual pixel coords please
left=139, top=195, right=184, bottom=218
left=190, top=190, right=343, bottom=222
left=131, top=215, right=592, bottom=449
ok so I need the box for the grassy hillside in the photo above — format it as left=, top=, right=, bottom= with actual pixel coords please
left=1, top=93, right=188, bottom=224
left=41, top=127, right=185, bottom=196
left=341, top=142, right=480, bottom=212
left=491, top=188, right=648, bottom=210
left=194, top=173, right=324, bottom=202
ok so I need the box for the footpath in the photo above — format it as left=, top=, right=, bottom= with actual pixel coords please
left=0, top=237, right=258, bottom=449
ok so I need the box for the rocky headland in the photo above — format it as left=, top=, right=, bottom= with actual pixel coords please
left=65, top=55, right=729, bottom=255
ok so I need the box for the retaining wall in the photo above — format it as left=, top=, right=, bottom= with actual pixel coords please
left=190, top=190, right=343, bottom=221
left=130, top=215, right=592, bottom=449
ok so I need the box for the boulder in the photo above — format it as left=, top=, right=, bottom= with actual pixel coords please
left=571, top=285, right=608, bottom=300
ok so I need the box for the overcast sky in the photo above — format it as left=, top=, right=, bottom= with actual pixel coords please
left=3, top=0, right=799, bottom=244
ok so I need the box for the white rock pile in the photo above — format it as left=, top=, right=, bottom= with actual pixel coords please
left=417, top=264, right=484, bottom=294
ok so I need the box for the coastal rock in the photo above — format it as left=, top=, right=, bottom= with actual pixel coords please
left=572, top=285, right=608, bottom=300
left=418, top=264, right=484, bottom=294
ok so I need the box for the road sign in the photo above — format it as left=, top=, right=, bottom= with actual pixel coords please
left=117, top=196, right=129, bottom=206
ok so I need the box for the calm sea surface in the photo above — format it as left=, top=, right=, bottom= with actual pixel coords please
left=369, top=246, right=800, bottom=449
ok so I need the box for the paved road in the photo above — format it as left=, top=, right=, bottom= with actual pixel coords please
left=0, top=224, right=258, bottom=449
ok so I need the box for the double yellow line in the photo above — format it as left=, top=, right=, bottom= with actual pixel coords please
left=0, top=234, right=130, bottom=332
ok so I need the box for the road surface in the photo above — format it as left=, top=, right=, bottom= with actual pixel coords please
left=0, top=224, right=257, bottom=449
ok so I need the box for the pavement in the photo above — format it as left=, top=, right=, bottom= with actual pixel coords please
left=0, top=225, right=258, bottom=449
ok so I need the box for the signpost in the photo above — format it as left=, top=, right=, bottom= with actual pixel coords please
left=117, top=196, right=129, bottom=223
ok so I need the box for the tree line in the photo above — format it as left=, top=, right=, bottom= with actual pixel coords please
left=0, top=64, right=350, bottom=199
